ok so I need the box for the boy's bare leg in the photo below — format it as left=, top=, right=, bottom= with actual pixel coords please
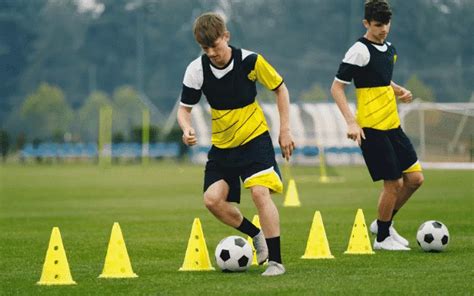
left=203, top=180, right=242, bottom=227
left=394, top=171, right=424, bottom=210
left=250, top=186, right=280, bottom=237
left=251, top=185, right=285, bottom=276
left=378, top=179, right=402, bottom=222
left=373, top=178, right=410, bottom=250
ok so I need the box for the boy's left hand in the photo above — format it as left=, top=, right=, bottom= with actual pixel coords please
left=279, top=130, right=295, bottom=161
left=397, top=87, right=413, bottom=103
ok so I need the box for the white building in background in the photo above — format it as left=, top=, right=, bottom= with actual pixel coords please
left=189, top=101, right=474, bottom=167
left=189, top=102, right=364, bottom=165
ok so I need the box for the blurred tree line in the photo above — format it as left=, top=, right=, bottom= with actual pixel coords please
left=0, top=0, right=472, bottom=149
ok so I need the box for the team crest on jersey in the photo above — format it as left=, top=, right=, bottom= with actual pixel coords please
left=247, top=70, right=257, bottom=82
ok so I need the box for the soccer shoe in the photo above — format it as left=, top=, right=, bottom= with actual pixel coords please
left=369, top=219, right=378, bottom=234
left=252, top=231, right=269, bottom=265
left=261, top=261, right=285, bottom=276
left=373, top=236, right=411, bottom=251
left=369, top=220, right=410, bottom=247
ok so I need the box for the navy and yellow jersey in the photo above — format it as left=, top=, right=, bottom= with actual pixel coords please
left=181, top=46, right=283, bottom=148
left=335, top=37, right=400, bottom=130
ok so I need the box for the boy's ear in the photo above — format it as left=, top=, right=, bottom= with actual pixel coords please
left=362, top=19, right=370, bottom=29
left=223, top=31, right=230, bottom=42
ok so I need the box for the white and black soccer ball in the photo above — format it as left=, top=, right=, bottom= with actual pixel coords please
left=416, top=220, right=450, bottom=252
left=215, top=236, right=253, bottom=272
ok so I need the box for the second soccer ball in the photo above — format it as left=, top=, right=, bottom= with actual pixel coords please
left=416, top=220, right=450, bottom=252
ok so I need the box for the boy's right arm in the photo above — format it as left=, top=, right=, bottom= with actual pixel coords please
left=330, top=80, right=365, bottom=146
left=177, top=105, right=197, bottom=146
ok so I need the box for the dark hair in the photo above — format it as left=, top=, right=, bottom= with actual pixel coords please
left=364, top=0, right=392, bottom=24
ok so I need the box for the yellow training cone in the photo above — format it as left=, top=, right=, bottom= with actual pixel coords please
left=179, top=218, right=214, bottom=271
left=37, top=227, right=76, bottom=285
left=344, top=209, right=375, bottom=255
left=318, top=145, right=330, bottom=184
left=99, top=222, right=138, bottom=278
left=319, top=175, right=330, bottom=183
left=301, top=211, right=334, bottom=259
left=246, top=215, right=264, bottom=266
left=283, top=179, right=301, bottom=207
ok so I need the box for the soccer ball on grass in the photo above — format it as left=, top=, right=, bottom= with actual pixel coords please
left=416, top=220, right=450, bottom=252
left=215, top=235, right=253, bottom=272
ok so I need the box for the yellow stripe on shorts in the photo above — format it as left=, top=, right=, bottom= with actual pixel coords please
left=243, top=167, right=283, bottom=194
left=403, top=161, right=422, bottom=174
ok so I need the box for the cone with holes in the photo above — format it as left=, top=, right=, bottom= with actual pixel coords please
left=283, top=179, right=301, bottom=207
left=99, top=222, right=138, bottom=278
left=179, top=218, right=214, bottom=271
left=37, top=227, right=76, bottom=285
left=301, top=211, right=334, bottom=259
left=344, top=209, right=375, bottom=254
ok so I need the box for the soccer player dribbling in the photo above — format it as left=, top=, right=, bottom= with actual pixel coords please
left=177, top=12, right=295, bottom=275
left=331, top=0, right=424, bottom=250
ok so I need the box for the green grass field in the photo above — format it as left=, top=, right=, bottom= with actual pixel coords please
left=1, top=163, right=473, bottom=295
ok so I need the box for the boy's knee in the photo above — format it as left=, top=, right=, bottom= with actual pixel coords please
left=408, top=173, right=424, bottom=189
left=203, top=192, right=221, bottom=210
left=251, top=186, right=270, bottom=205
left=384, top=179, right=403, bottom=194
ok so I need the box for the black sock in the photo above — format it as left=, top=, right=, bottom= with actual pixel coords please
left=391, top=209, right=399, bottom=220
left=266, top=236, right=282, bottom=264
left=235, top=217, right=260, bottom=238
left=376, top=220, right=391, bottom=242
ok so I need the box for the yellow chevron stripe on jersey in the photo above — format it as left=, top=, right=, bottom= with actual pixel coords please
left=211, top=101, right=268, bottom=148
left=355, top=85, right=400, bottom=130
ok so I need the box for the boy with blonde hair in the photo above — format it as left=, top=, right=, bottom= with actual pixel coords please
left=178, top=12, right=295, bottom=275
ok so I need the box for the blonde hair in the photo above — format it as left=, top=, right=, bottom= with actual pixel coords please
left=193, top=12, right=227, bottom=47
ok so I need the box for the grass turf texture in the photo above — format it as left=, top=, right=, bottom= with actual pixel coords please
left=0, top=163, right=472, bottom=295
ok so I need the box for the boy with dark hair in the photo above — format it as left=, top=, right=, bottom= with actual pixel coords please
left=331, top=0, right=424, bottom=250
left=178, top=12, right=295, bottom=275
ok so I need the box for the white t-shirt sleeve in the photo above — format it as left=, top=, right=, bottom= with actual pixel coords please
left=342, top=41, right=370, bottom=66
left=335, top=41, right=370, bottom=84
left=182, top=57, right=203, bottom=89
left=181, top=57, right=203, bottom=106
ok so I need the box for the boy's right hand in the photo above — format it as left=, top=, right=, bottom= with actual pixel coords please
left=347, top=121, right=365, bottom=146
left=182, top=128, right=197, bottom=146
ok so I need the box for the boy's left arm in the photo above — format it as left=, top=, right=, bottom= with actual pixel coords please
left=391, top=81, right=413, bottom=103
left=274, top=83, right=295, bottom=161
